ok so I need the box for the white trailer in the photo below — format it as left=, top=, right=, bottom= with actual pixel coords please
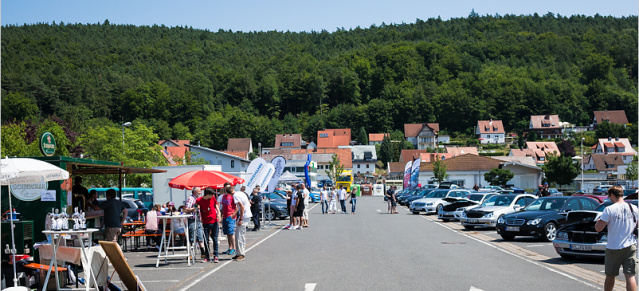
left=152, top=165, right=222, bottom=206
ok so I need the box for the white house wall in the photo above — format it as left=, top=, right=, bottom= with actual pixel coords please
left=190, top=148, right=249, bottom=174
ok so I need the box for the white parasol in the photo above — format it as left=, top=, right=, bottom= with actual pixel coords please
left=0, top=157, right=69, bottom=287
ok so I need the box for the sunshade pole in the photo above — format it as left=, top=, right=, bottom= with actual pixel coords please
left=9, top=189, right=18, bottom=287
left=118, top=168, right=123, bottom=201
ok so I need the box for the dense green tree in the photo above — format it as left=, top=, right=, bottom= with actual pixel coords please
left=379, top=135, right=393, bottom=165
left=358, top=127, right=368, bottom=145
left=484, top=168, right=515, bottom=186
left=541, top=154, right=580, bottom=186
left=432, top=156, right=448, bottom=184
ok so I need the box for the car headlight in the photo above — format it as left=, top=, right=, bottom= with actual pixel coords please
left=497, top=216, right=505, bottom=224
left=527, top=218, right=542, bottom=226
left=557, top=231, right=568, bottom=240
left=598, top=234, right=607, bottom=243
left=457, top=207, right=466, bottom=212
left=460, top=212, right=467, bottom=218
left=426, top=202, right=434, bottom=206
left=482, top=212, right=493, bottom=219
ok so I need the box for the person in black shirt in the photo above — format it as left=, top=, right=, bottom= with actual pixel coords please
left=250, top=186, right=262, bottom=231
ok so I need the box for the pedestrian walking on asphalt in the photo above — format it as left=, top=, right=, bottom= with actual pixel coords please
left=320, top=185, right=329, bottom=214
left=595, top=185, right=638, bottom=291
left=328, top=187, right=338, bottom=214
left=196, top=187, right=221, bottom=263
left=301, top=183, right=310, bottom=227
left=339, top=186, right=347, bottom=214
left=348, top=187, right=357, bottom=214
left=250, top=186, right=262, bottom=231
left=100, top=189, right=128, bottom=243
left=184, top=187, right=206, bottom=259
left=233, top=185, right=251, bottom=261
left=218, top=183, right=238, bottom=256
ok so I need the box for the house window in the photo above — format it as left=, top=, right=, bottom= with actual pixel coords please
left=231, top=160, right=235, bottom=168
left=357, top=164, right=361, bottom=168
left=366, top=164, right=369, bottom=168
left=281, top=142, right=294, bottom=147
left=487, top=135, right=490, bottom=138
left=319, top=133, right=329, bottom=138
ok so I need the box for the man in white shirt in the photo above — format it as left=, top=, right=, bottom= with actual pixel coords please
left=233, top=185, right=252, bottom=262
left=328, top=188, right=338, bottom=214
left=339, top=186, right=347, bottom=214
left=596, top=185, right=638, bottom=291
left=301, top=184, right=310, bottom=227
left=320, top=186, right=328, bottom=214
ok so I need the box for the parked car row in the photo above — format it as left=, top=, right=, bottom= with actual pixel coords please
left=399, top=190, right=638, bottom=260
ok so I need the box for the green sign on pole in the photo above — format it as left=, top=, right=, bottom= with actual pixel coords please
left=40, top=131, right=56, bottom=156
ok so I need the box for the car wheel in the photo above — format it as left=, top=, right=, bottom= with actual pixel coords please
left=265, top=208, right=276, bottom=221
left=442, top=219, right=449, bottom=222
left=500, top=233, right=515, bottom=241
left=463, top=225, right=475, bottom=230
left=543, top=222, right=557, bottom=242
left=436, top=204, right=443, bottom=215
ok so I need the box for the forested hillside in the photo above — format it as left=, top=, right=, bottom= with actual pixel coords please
left=2, top=13, right=637, bottom=151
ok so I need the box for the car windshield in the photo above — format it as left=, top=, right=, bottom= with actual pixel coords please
left=134, top=200, right=145, bottom=208
left=595, top=200, right=638, bottom=212
left=426, top=190, right=448, bottom=198
left=524, top=198, right=568, bottom=211
left=468, top=194, right=486, bottom=202
left=480, top=195, right=514, bottom=207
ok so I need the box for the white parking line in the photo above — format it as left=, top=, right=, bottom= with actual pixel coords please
left=305, top=283, right=317, bottom=290
left=525, top=244, right=552, bottom=248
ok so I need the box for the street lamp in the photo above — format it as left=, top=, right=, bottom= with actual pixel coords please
left=122, top=122, right=131, bottom=155
left=258, top=143, right=261, bottom=157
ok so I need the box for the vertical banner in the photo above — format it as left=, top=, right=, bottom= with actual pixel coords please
left=410, top=158, right=421, bottom=189
left=304, top=154, right=312, bottom=188
left=266, top=156, right=286, bottom=192
left=244, top=157, right=268, bottom=194
left=403, top=161, right=413, bottom=189
left=257, top=163, right=275, bottom=192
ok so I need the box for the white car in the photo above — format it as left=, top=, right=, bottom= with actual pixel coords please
left=438, top=192, right=499, bottom=222
left=459, top=194, right=537, bottom=229
left=410, top=189, right=470, bottom=214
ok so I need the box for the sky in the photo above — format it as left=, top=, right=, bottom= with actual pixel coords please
left=2, top=0, right=637, bottom=32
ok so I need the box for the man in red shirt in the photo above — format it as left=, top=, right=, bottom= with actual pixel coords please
left=218, top=183, right=243, bottom=257
left=196, top=187, right=221, bottom=263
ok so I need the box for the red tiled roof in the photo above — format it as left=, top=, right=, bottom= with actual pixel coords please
left=445, top=147, right=479, bottom=156
left=614, top=142, right=625, bottom=147
left=603, top=142, right=614, bottom=148
left=388, top=162, right=406, bottom=174
left=227, top=138, right=251, bottom=152
left=400, top=149, right=429, bottom=162
left=314, top=148, right=352, bottom=168
left=275, top=134, right=302, bottom=148
left=369, top=133, right=390, bottom=142
left=530, top=115, right=561, bottom=129
left=161, top=146, right=189, bottom=165
left=223, top=151, right=249, bottom=159
left=477, top=120, right=505, bottom=134
left=317, top=129, right=352, bottom=148
left=594, top=110, right=628, bottom=125
left=404, top=124, right=424, bottom=138
left=589, top=154, right=625, bottom=172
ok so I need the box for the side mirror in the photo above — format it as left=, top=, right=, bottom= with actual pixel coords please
left=513, top=205, right=522, bottom=211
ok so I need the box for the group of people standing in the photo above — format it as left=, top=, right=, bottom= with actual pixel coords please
left=385, top=186, right=398, bottom=214
left=143, top=183, right=262, bottom=263
left=319, top=185, right=357, bottom=214
left=284, top=183, right=311, bottom=229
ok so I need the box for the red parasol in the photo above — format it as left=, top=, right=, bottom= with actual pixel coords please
left=168, top=170, right=245, bottom=190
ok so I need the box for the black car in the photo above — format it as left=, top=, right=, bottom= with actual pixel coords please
left=496, top=196, right=600, bottom=241
left=260, top=193, right=289, bottom=220
left=97, top=198, right=149, bottom=221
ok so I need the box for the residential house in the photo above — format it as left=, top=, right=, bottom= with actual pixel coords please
left=592, top=137, right=636, bottom=164
left=339, top=145, right=377, bottom=175
left=419, top=154, right=542, bottom=189
left=274, top=133, right=303, bottom=149
left=261, top=148, right=353, bottom=182
left=186, top=144, right=250, bottom=173
left=224, top=138, right=252, bottom=160
left=592, top=110, right=629, bottom=128
left=476, top=120, right=505, bottom=144
left=158, top=140, right=190, bottom=166
left=386, top=162, right=406, bottom=180
left=584, top=154, right=626, bottom=174
left=404, top=123, right=439, bottom=149
left=317, top=129, right=351, bottom=149
left=368, top=133, right=390, bottom=145
left=508, top=142, right=560, bottom=165
left=529, top=115, right=563, bottom=139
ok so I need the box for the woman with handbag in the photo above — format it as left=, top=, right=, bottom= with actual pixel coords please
left=348, top=188, right=358, bottom=214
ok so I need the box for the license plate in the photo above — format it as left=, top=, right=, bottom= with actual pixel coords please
left=467, top=219, right=478, bottom=223
left=505, top=226, right=520, bottom=232
left=570, top=244, right=592, bottom=251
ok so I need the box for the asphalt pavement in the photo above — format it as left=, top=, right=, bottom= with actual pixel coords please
left=106, top=197, right=628, bottom=291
